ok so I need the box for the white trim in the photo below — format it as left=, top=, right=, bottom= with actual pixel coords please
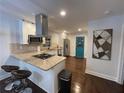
left=85, top=69, right=117, bottom=82
left=116, top=25, right=124, bottom=84
left=117, top=24, right=124, bottom=84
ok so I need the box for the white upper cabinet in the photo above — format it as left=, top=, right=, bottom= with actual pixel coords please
left=19, top=20, right=36, bottom=44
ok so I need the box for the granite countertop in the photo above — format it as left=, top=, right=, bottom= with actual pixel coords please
left=11, top=52, right=66, bottom=71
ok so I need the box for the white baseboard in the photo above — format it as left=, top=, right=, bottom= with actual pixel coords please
left=85, top=69, right=117, bottom=82
left=115, top=77, right=123, bottom=85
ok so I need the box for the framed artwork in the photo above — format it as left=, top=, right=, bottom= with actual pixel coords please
left=92, top=29, right=113, bottom=60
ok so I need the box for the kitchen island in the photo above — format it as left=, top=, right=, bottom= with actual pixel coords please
left=9, top=52, right=66, bottom=93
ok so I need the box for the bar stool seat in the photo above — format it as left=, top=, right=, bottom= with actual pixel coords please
left=1, top=65, right=19, bottom=72
left=1, top=65, right=20, bottom=91
left=11, top=70, right=32, bottom=79
left=11, top=70, right=32, bottom=93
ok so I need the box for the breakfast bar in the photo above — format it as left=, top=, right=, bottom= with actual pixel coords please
left=10, top=52, right=66, bottom=93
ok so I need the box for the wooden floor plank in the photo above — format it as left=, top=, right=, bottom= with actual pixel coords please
left=65, top=57, right=123, bottom=93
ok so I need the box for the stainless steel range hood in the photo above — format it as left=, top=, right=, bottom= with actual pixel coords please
left=28, top=13, right=50, bottom=45
left=35, top=13, right=48, bottom=37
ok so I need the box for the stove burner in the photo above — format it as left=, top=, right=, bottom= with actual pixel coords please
left=33, top=53, right=54, bottom=60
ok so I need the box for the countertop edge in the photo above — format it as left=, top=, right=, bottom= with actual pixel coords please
left=11, top=55, right=66, bottom=71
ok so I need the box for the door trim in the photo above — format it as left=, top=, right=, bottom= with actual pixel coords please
left=116, top=24, right=124, bottom=84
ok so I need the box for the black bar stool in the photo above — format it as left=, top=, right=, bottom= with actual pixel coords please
left=11, top=70, right=32, bottom=93
left=1, top=65, right=20, bottom=91
left=1, top=65, right=19, bottom=82
left=1, top=65, right=19, bottom=72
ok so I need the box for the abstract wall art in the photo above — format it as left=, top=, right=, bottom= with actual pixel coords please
left=92, top=29, right=113, bottom=60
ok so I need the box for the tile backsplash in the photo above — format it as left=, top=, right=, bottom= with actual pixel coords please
left=10, top=43, right=58, bottom=54
left=10, top=43, right=40, bottom=53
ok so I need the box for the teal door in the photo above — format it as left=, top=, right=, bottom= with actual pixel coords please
left=76, top=37, right=84, bottom=58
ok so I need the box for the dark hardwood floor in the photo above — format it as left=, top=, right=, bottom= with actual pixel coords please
left=0, top=57, right=123, bottom=93
left=65, top=57, right=124, bottom=93
left=0, top=78, right=47, bottom=93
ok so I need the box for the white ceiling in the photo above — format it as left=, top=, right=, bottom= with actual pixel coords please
left=0, top=0, right=124, bottom=33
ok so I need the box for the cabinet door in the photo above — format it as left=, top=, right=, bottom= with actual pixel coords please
left=20, top=20, right=35, bottom=44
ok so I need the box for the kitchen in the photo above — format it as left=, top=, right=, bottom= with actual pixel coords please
left=0, top=0, right=124, bottom=93
left=0, top=3, right=86, bottom=93
left=0, top=9, right=69, bottom=93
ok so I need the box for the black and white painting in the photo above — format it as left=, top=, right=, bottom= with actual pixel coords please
left=92, top=29, right=113, bottom=60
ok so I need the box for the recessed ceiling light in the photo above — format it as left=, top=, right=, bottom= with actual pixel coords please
left=60, top=10, right=66, bottom=16
left=78, top=28, right=82, bottom=32
left=32, top=13, right=35, bottom=16
left=64, top=30, right=67, bottom=33
left=104, top=10, right=111, bottom=15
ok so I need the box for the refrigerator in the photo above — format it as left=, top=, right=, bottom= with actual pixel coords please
left=63, top=39, right=70, bottom=56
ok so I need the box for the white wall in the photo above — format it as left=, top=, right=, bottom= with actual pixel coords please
left=68, top=33, right=88, bottom=57
left=49, top=32, right=66, bottom=47
left=0, top=11, right=19, bottom=70
left=50, top=32, right=59, bottom=47
left=86, top=15, right=124, bottom=84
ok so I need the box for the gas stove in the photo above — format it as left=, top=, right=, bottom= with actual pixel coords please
left=33, top=53, right=54, bottom=60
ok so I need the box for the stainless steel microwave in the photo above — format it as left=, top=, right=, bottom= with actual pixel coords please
left=28, top=35, right=42, bottom=44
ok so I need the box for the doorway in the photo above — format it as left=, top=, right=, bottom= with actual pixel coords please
left=76, top=36, right=85, bottom=58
